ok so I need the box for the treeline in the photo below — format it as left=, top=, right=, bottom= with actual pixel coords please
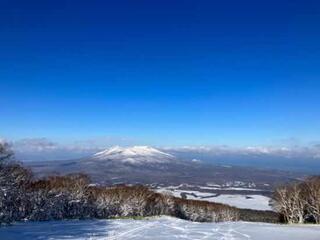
left=0, top=166, right=278, bottom=224
left=272, top=177, right=320, bottom=224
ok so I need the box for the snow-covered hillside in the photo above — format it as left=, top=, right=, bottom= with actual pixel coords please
left=1, top=216, right=320, bottom=240
left=92, top=146, right=175, bottom=164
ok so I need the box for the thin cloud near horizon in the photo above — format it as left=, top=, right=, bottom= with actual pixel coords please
left=4, top=137, right=320, bottom=162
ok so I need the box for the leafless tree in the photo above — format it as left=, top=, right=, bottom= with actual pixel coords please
left=0, top=141, right=13, bottom=163
left=304, top=177, right=320, bottom=223
left=273, top=177, right=320, bottom=224
left=0, top=141, right=33, bottom=224
left=273, top=183, right=305, bottom=224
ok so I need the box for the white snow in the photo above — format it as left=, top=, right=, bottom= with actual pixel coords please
left=199, top=186, right=266, bottom=191
left=92, top=146, right=174, bottom=164
left=155, top=188, right=272, bottom=211
left=1, top=216, right=320, bottom=240
left=209, top=194, right=272, bottom=211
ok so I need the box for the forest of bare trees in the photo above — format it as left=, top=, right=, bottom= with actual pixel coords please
left=273, top=177, right=320, bottom=224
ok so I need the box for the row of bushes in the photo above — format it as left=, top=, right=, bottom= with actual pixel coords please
left=0, top=162, right=279, bottom=224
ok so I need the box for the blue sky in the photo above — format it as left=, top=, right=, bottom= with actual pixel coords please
left=1, top=0, right=320, bottom=147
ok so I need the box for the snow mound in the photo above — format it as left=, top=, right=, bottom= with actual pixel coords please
left=92, top=146, right=175, bottom=164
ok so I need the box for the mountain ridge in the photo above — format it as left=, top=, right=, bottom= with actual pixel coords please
left=26, top=145, right=304, bottom=189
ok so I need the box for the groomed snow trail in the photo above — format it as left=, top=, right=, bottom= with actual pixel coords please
left=1, top=216, right=320, bottom=240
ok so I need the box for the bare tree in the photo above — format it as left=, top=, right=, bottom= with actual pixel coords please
left=273, top=183, right=305, bottom=224
left=0, top=142, right=33, bottom=224
left=273, top=177, right=320, bottom=224
left=304, top=177, right=320, bottom=223
left=0, top=141, right=13, bottom=163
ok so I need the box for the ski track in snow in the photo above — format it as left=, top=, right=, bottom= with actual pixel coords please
left=1, top=216, right=320, bottom=240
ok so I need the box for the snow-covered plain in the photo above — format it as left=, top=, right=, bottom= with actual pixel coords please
left=156, top=188, right=272, bottom=211
left=209, top=194, right=272, bottom=211
left=1, top=216, right=320, bottom=240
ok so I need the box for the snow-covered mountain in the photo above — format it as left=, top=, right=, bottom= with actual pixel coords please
left=28, top=145, right=303, bottom=187
left=92, top=146, right=175, bottom=164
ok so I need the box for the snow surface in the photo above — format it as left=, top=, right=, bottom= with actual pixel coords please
left=1, top=216, right=320, bottom=240
left=209, top=194, right=272, bottom=211
left=156, top=188, right=272, bottom=211
left=92, top=146, right=174, bottom=164
left=198, top=186, right=265, bottom=191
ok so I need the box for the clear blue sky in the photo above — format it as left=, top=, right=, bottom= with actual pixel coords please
left=1, top=0, right=320, bottom=146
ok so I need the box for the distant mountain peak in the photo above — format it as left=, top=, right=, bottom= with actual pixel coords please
left=92, top=146, right=175, bottom=164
